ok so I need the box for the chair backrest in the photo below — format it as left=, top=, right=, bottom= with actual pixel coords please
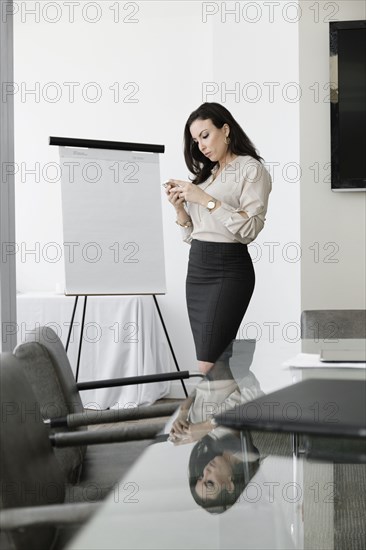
left=13, top=326, right=86, bottom=483
left=14, top=325, right=84, bottom=415
left=0, top=356, right=66, bottom=550
left=301, top=309, right=366, bottom=352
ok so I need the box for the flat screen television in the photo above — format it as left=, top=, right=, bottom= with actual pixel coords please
left=330, top=20, right=366, bottom=191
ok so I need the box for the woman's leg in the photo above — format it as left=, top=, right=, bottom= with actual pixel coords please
left=197, top=360, right=214, bottom=375
left=186, top=241, right=255, bottom=375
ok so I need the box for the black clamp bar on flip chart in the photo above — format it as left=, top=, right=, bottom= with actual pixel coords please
left=49, top=136, right=165, bottom=154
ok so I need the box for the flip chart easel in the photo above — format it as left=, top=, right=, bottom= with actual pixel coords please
left=50, top=136, right=187, bottom=396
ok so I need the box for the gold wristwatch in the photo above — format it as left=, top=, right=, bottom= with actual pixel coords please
left=206, top=199, right=216, bottom=212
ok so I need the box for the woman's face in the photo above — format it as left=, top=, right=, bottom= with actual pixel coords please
left=195, top=455, right=234, bottom=502
left=190, top=118, right=230, bottom=165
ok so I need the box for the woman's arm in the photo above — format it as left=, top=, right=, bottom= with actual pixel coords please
left=209, top=161, right=272, bottom=242
left=170, top=391, right=196, bottom=435
left=165, top=183, right=193, bottom=244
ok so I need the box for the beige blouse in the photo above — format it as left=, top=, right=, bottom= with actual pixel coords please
left=180, top=155, right=272, bottom=245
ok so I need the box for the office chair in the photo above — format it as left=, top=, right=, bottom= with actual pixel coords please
left=0, top=361, right=100, bottom=550
left=12, top=326, right=203, bottom=481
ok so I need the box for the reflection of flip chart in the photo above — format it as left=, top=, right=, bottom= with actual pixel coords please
left=59, top=146, right=166, bottom=295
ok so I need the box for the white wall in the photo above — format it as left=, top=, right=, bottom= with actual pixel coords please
left=299, top=0, right=366, bottom=310
left=13, top=1, right=300, bottom=382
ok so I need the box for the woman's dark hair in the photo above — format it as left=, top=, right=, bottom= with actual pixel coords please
left=188, top=431, right=260, bottom=514
left=183, top=102, right=264, bottom=185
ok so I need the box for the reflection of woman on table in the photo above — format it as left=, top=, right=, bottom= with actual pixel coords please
left=165, top=102, right=271, bottom=376
left=169, top=339, right=263, bottom=444
left=189, top=428, right=260, bottom=514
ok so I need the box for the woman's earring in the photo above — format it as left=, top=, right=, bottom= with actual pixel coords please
left=224, top=136, right=231, bottom=145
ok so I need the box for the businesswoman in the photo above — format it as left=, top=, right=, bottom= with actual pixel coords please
left=165, top=102, right=271, bottom=375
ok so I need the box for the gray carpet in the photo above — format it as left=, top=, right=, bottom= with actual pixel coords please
left=334, top=463, right=366, bottom=550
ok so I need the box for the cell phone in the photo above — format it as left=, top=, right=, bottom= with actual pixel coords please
left=162, top=181, right=180, bottom=188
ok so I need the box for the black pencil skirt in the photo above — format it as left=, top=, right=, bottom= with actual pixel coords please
left=186, top=239, right=255, bottom=363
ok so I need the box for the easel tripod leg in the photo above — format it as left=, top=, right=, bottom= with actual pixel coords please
left=66, top=295, right=79, bottom=352
left=75, top=296, right=88, bottom=382
left=153, top=295, right=188, bottom=397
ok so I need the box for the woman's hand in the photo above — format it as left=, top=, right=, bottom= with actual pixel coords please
left=170, top=408, right=190, bottom=435
left=182, top=420, right=213, bottom=442
left=166, top=179, right=209, bottom=207
left=164, top=182, right=186, bottom=212
left=169, top=419, right=214, bottom=445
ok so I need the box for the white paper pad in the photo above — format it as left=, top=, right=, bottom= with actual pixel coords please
left=283, top=353, right=366, bottom=369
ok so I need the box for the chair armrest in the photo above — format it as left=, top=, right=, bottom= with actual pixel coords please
left=50, top=420, right=167, bottom=447
left=0, top=502, right=100, bottom=530
left=76, top=370, right=192, bottom=391
left=49, top=401, right=181, bottom=428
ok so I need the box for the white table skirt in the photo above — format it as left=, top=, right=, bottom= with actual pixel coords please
left=16, top=293, right=175, bottom=409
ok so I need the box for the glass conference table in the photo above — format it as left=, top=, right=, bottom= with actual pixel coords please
left=66, top=338, right=366, bottom=550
